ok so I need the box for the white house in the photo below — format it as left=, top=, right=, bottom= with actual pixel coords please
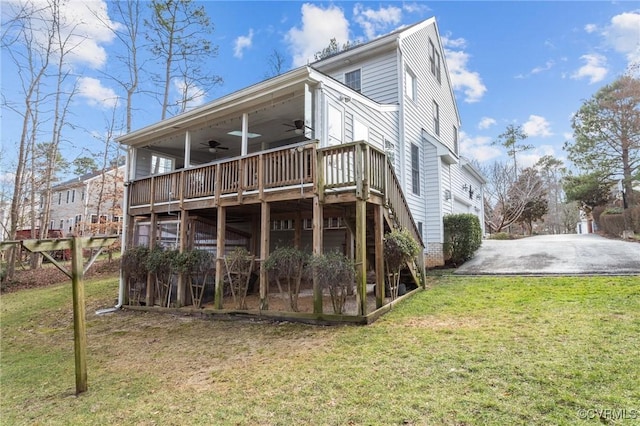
left=116, top=18, right=485, bottom=321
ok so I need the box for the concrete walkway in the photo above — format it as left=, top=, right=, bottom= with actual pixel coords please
left=455, top=234, right=640, bottom=275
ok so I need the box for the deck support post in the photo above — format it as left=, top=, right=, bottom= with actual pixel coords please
left=146, top=213, right=157, bottom=306
left=374, top=203, right=385, bottom=308
left=355, top=199, right=367, bottom=316
left=259, top=202, right=270, bottom=310
left=214, top=207, right=226, bottom=309
left=176, top=210, right=188, bottom=307
left=312, top=196, right=323, bottom=314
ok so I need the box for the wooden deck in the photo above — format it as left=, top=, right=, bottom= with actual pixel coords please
left=127, top=141, right=422, bottom=248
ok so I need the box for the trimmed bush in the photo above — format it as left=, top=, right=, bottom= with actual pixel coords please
left=384, top=228, right=420, bottom=300
left=443, top=213, right=482, bottom=266
left=600, top=212, right=627, bottom=237
left=264, top=247, right=309, bottom=311
left=311, top=251, right=355, bottom=314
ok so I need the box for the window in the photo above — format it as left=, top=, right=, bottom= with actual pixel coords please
left=405, top=68, right=417, bottom=101
left=151, top=154, right=174, bottom=174
left=417, top=222, right=423, bottom=240
left=66, top=190, right=70, bottom=203
left=75, top=215, right=82, bottom=225
left=58, top=192, right=62, bottom=205
left=59, top=220, right=64, bottom=230
left=429, top=39, right=441, bottom=83
left=429, top=39, right=435, bottom=75
left=411, top=144, right=420, bottom=195
left=453, top=125, right=459, bottom=154
left=71, top=189, right=75, bottom=203
left=91, top=214, right=98, bottom=224
left=345, top=69, right=361, bottom=92
left=433, top=101, right=440, bottom=136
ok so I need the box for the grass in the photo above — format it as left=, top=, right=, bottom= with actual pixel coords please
left=1, top=275, right=639, bottom=425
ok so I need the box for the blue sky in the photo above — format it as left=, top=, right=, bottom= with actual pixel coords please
left=2, top=1, right=639, bottom=181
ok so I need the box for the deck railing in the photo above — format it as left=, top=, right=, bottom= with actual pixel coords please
left=128, top=140, right=422, bottom=248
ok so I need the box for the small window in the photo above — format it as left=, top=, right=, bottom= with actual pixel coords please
left=435, top=50, right=441, bottom=83
left=75, top=215, right=82, bottom=225
left=433, top=101, right=440, bottom=136
left=345, top=69, right=361, bottom=92
left=405, top=68, right=417, bottom=102
left=417, top=222, right=423, bottom=240
left=66, top=190, right=70, bottom=203
left=411, top=144, right=420, bottom=195
left=59, top=220, right=64, bottom=230
left=429, top=39, right=435, bottom=75
left=71, top=189, right=75, bottom=203
left=453, top=125, right=459, bottom=154
left=58, top=192, right=62, bottom=205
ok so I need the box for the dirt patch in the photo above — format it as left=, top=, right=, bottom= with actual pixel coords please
left=1, top=259, right=120, bottom=294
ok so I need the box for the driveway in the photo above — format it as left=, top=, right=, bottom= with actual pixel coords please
left=455, top=234, right=640, bottom=275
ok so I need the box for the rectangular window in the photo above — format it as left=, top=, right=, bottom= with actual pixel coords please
left=151, top=154, right=174, bottom=175
left=453, top=125, right=459, bottom=154
left=75, top=215, right=82, bottom=225
left=66, top=190, right=70, bottom=203
left=429, top=39, right=435, bottom=75
left=71, top=189, right=75, bottom=203
left=411, top=144, right=420, bottom=195
left=91, top=214, right=98, bottom=224
left=345, top=69, right=361, bottom=92
left=405, top=68, right=417, bottom=102
left=435, top=50, right=441, bottom=83
left=417, top=222, right=423, bottom=240
left=59, top=220, right=64, bottom=230
left=58, top=192, right=62, bottom=205
left=433, top=101, right=440, bottom=136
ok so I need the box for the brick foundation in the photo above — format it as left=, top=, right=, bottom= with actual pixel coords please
left=424, top=242, right=445, bottom=268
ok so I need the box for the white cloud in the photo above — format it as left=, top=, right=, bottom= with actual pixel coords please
left=531, top=60, right=555, bottom=74
left=571, top=54, right=608, bottom=84
left=78, top=77, right=118, bottom=108
left=602, top=12, right=640, bottom=64
left=523, top=115, right=553, bottom=138
left=234, top=29, right=254, bottom=59
left=519, top=145, right=557, bottom=169
left=402, top=3, right=430, bottom=14
left=442, top=44, right=487, bottom=103
left=584, top=23, right=598, bottom=34
left=15, top=0, right=119, bottom=69
left=353, top=3, right=402, bottom=40
left=285, top=4, right=350, bottom=67
left=459, top=131, right=501, bottom=163
left=478, top=117, right=496, bottom=130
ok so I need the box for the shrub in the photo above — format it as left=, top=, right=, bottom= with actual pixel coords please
left=600, top=212, right=627, bottom=237
left=264, top=247, right=308, bottom=311
left=121, top=245, right=149, bottom=284
left=311, top=251, right=355, bottom=314
left=224, top=247, right=255, bottom=310
left=490, top=232, right=511, bottom=240
left=443, top=214, right=482, bottom=266
left=384, top=228, right=420, bottom=300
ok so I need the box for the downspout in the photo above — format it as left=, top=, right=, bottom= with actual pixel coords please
left=97, top=144, right=129, bottom=314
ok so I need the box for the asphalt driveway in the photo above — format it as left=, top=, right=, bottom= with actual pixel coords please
left=455, top=234, right=640, bottom=275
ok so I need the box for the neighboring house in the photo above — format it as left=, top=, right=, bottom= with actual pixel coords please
left=46, top=166, right=125, bottom=236
left=117, top=18, right=484, bottom=321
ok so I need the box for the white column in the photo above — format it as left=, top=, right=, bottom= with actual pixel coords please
left=241, top=113, right=248, bottom=156
left=184, top=131, right=191, bottom=168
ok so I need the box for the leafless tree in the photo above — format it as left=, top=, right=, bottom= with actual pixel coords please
left=145, top=0, right=222, bottom=119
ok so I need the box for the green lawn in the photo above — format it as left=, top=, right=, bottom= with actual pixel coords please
left=1, top=275, right=639, bottom=425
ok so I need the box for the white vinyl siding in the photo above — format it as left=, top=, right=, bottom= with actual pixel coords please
left=317, top=48, right=399, bottom=104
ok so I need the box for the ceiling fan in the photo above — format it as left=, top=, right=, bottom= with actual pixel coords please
left=283, top=119, right=312, bottom=135
left=200, top=140, right=229, bottom=153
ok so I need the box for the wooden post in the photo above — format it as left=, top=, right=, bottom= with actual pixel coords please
left=355, top=199, right=367, bottom=316
left=214, top=207, right=226, bottom=309
left=70, top=237, right=88, bottom=394
left=374, top=204, right=385, bottom=308
left=312, top=196, right=323, bottom=314
left=146, top=213, right=157, bottom=306
left=176, top=210, right=188, bottom=307
left=259, top=201, right=270, bottom=311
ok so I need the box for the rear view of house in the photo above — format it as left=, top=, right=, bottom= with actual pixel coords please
left=117, top=17, right=484, bottom=322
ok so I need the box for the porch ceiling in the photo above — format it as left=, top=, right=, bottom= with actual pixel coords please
left=130, top=80, right=314, bottom=164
